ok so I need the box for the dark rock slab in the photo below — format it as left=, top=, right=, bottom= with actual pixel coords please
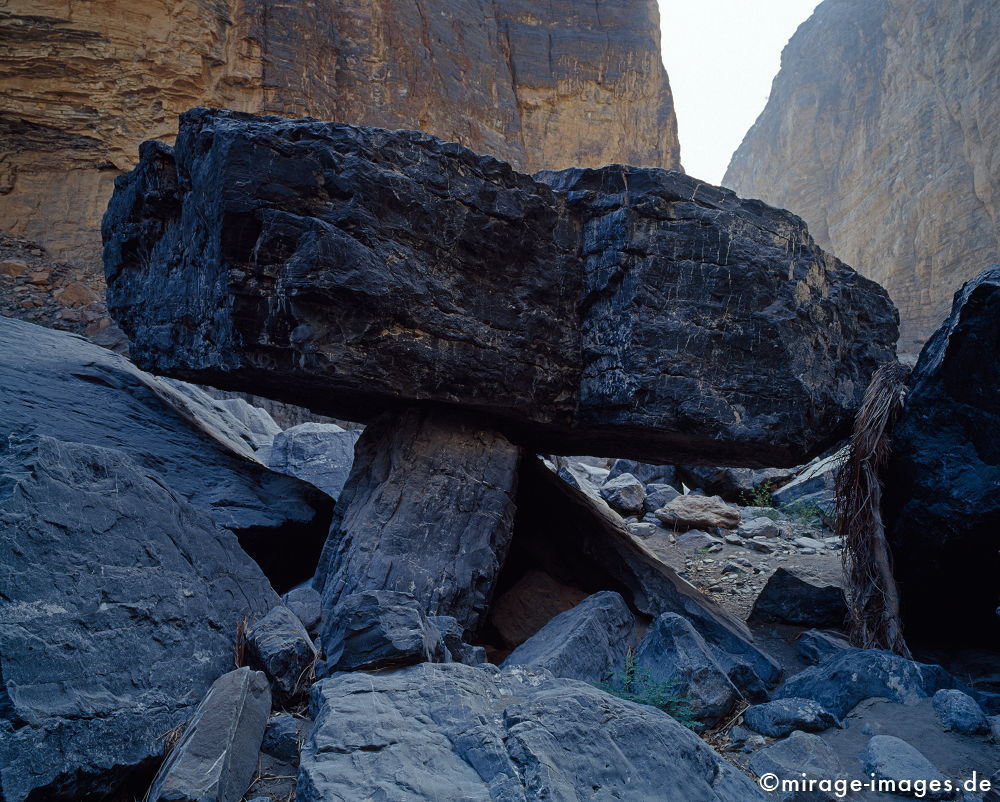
left=261, top=712, right=312, bottom=764
left=322, top=590, right=446, bottom=672
left=147, top=667, right=271, bottom=802
left=676, top=464, right=798, bottom=503
left=298, top=663, right=768, bottom=801
left=103, top=107, right=897, bottom=467
left=884, top=265, right=1000, bottom=642
left=797, top=629, right=851, bottom=665
left=748, top=567, right=848, bottom=628
left=261, top=422, right=361, bottom=500
left=502, top=591, right=635, bottom=683
left=775, top=649, right=963, bottom=719
left=0, top=435, right=278, bottom=802
left=743, top=698, right=840, bottom=738
left=607, top=459, right=678, bottom=488
left=316, top=408, right=520, bottom=634
left=245, top=606, right=317, bottom=704
left=0, top=316, right=333, bottom=591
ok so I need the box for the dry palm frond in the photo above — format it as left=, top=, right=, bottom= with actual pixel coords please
left=836, top=361, right=912, bottom=657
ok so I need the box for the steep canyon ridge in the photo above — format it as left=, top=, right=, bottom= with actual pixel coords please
left=725, top=0, right=999, bottom=352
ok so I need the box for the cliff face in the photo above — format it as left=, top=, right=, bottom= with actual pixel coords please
left=724, top=0, right=999, bottom=353
left=0, top=0, right=679, bottom=276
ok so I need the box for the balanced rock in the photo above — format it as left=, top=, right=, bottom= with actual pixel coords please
left=884, top=265, right=1000, bottom=643
left=655, top=495, right=742, bottom=532
left=298, top=663, right=767, bottom=801
left=261, top=422, right=361, bottom=500
left=103, top=107, right=897, bottom=467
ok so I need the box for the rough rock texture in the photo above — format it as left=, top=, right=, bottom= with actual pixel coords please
left=261, top=422, right=361, bottom=500
left=0, top=435, right=279, bottom=802
left=298, top=663, right=767, bottom=801
left=747, top=731, right=846, bottom=796
left=104, top=108, right=897, bottom=467
left=146, top=668, right=271, bottom=802
left=884, top=266, right=1000, bottom=643
left=502, top=591, right=635, bottom=684
left=775, top=649, right=962, bottom=719
left=0, top=316, right=332, bottom=590
left=428, top=616, right=487, bottom=666
left=244, top=605, right=317, bottom=703
left=724, top=0, right=999, bottom=353
left=322, top=590, right=446, bottom=673
left=932, top=689, right=989, bottom=735
left=1, top=0, right=679, bottom=273
left=748, top=567, right=848, bottom=628
left=770, top=448, right=845, bottom=518
left=283, top=585, right=323, bottom=635
left=316, top=408, right=520, bottom=634
left=743, top=698, right=840, bottom=738
left=655, top=495, right=742, bottom=532
left=599, top=472, right=646, bottom=514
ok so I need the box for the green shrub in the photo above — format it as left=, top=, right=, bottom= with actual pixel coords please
left=778, top=499, right=827, bottom=527
left=598, top=649, right=701, bottom=729
left=737, top=481, right=778, bottom=508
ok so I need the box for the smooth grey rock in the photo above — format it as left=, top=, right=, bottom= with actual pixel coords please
left=0, top=435, right=278, bottom=802
left=264, top=422, right=361, bottom=500
left=748, top=731, right=845, bottom=802
left=676, top=530, right=724, bottom=549
left=743, top=698, right=840, bottom=738
left=633, top=613, right=741, bottom=727
left=147, top=667, right=271, bottom=802
left=739, top=516, right=782, bottom=539
left=607, top=459, right=678, bottom=488
left=645, top=482, right=682, bottom=513
left=503, top=591, right=635, bottom=683
left=428, top=616, right=487, bottom=666
left=775, top=649, right=962, bottom=719
left=600, top=472, right=646, bottom=514
left=104, top=107, right=897, bottom=468
left=323, top=591, right=446, bottom=672
left=316, top=408, right=520, bottom=633
left=932, top=689, right=989, bottom=735
left=283, top=585, right=323, bottom=633
left=861, top=735, right=951, bottom=800
left=245, top=605, right=318, bottom=703
left=797, top=629, right=851, bottom=665
left=209, top=395, right=282, bottom=451
left=748, top=568, right=848, bottom=628
left=298, top=663, right=767, bottom=801
left=628, top=521, right=659, bottom=538
left=0, top=318, right=332, bottom=590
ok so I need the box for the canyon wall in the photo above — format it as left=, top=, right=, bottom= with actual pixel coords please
left=724, top=0, right=998, bottom=353
left=0, top=0, right=679, bottom=273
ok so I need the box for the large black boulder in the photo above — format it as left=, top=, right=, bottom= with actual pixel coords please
left=103, top=107, right=897, bottom=467
left=884, top=265, right=1000, bottom=643
left=0, top=316, right=332, bottom=590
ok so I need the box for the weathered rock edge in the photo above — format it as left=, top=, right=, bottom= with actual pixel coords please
left=103, top=107, right=897, bottom=467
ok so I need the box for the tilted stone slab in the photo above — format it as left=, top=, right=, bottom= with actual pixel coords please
left=103, top=107, right=897, bottom=466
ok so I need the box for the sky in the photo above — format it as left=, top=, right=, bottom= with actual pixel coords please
left=657, top=0, right=821, bottom=185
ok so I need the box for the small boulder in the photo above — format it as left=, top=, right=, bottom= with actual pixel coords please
left=748, top=731, right=845, bottom=800
left=676, top=529, right=724, bottom=549
left=743, top=698, right=840, bottom=738
left=748, top=568, right=848, bottom=628
left=323, top=590, right=446, bottom=672
left=655, top=495, right=741, bottom=531
left=738, top=516, right=782, bottom=539
left=775, top=649, right=961, bottom=719
left=264, top=422, right=361, bottom=500
left=627, top=521, right=658, bottom=538
left=599, top=472, right=646, bottom=515
left=644, top=482, right=681, bottom=513
left=932, top=688, right=989, bottom=734
left=428, top=615, right=487, bottom=665
left=503, top=591, right=635, bottom=683
left=245, top=605, right=318, bottom=703
left=797, top=629, right=851, bottom=665
left=283, top=584, right=323, bottom=633
left=261, top=713, right=309, bottom=764
left=147, top=667, right=271, bottom=802
left=633, top=612, right=741, bottom=727
left=860, top=735, right=952, bottom=800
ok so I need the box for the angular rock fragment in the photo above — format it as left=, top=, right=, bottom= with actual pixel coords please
left=298, top=663, right=768, bottom=801
left=655, top=495, right=742, bottom=532
left=502, top=591, right=635, bottom=683
left=428, top=616, right=487, bottom=665
left=283, top=585, right=323, bottom=634
left=245, top=606, right=318, bottom=703
left=748, top=568, right=848, bottom=628
left=747, top=731, right=846, bottom=798
left=884, top=265, right=1000, bottom=643
left=743, top=698, right=840, bottom=738
left=262, top=422, right=361, bottom=500
left=775, top=649, right=963, bottom=719
left=0, top=435, right=278, bottom=802
left=322, top=591, right=446, bottom=672
left=644, top=482, right=681, bottom=513
left=316, top=408, right=520, bottom=633
left=607, top=459, right=678, bottom=487
left=103, top=107, right=897, bottom=467
left=147, top=667, right=271, bottom=802
left=599, top=472, right=646, bottom=514
left=796, top=629, right=851, bottom=665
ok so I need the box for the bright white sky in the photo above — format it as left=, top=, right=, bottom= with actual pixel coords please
left=657, top=0, right=820, bottom=185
